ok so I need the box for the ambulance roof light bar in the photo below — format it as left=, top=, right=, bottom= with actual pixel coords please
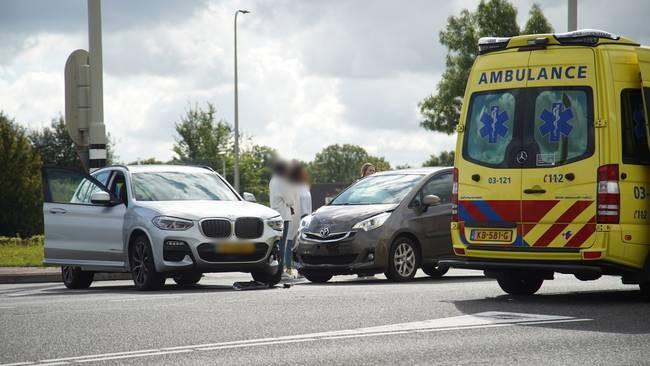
left=554, top=29, right=620, bottom=45
left=478, top=36, right=511, bottom=54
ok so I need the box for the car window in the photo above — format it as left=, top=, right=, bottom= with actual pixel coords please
left=421, top=173, right=453, bottom=204
left=44, top=168, right=109, bottom=205
left=621, top=89, right=650, bottom=165
left=331, top=174, right=423, bottom=205
left=92, top=171, right=111, bottom=186
left=464, top=91, right=516, bottom=166
left=109, top=172, right=128, bottom=204
left=533, top=89, right=591, bottom=165
left=131, top=171, right=238, bottom=201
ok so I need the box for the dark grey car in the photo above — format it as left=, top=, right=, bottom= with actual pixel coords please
left=293, top=167, right=454, bottom=283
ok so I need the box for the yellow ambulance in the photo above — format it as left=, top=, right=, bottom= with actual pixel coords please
left=440, top=30, right=650, bottom=297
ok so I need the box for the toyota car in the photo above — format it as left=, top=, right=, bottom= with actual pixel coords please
left=293, top=168, right=454, bottom=283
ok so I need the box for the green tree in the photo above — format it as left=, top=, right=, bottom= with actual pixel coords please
left=309, top=144, right=391, bottom=184
left=128, top=157, right=165, bottom=165
left=0, top=113, right=43, bottom=237
left=422, top=150, right=455, bottom=167
left=419, top=0, right=551, bottom=134
left=239, top=145, right=278, bottom=205
left=172, top=103, right=232, bottom=167
left=522, top=3, right=553, bottom=35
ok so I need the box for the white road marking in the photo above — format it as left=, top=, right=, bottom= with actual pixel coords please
left=0, top=312, right=591, bottom=365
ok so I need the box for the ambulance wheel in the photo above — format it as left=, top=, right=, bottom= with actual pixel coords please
left=62, top=266, right=94, bottom=289
left=496, top=274, right=544, bottom=296
left=640, top=282, right=650, bottom=301
left=421, top=262, right=449, bottom=278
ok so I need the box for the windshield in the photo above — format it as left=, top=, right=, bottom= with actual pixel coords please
left=131, top=171, right=239, bottom=201
left=331, top=174, right=423, bottom=205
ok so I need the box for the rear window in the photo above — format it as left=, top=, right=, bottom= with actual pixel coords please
left=462, top=86, right=593, bottom=168
left=533, top=90, right=591, bottom=165
left=465, top=91, right=516, bottom=166
left=621, top=89, right=650, bottom=165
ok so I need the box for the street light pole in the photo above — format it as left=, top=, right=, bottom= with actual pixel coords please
left=234, top=9, right=249, bottom=193
left=568, top=0, right=577, bottom=31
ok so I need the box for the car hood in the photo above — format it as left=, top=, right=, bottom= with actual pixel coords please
left=306, top=203, right=398, bottom=233
left=136, top=200, right=280, bottom=221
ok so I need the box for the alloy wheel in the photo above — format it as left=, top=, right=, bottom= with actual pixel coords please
left=393, top=242, right=416, bottom=277
left=132, top=240, right=149, bottom=286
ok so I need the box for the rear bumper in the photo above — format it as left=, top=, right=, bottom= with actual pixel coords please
left=440, top=258, right=640, bottom=277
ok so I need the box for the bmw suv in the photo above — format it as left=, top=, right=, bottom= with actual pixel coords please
left=42, top=164, right=283, bottom=290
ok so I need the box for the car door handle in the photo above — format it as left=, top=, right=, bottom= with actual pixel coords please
left=523, top=188, right=546, bottom=194
left=49, top=208, right=67, bottom=214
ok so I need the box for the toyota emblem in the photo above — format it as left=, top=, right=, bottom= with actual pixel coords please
left=516, top=150, right=528, bottom=164
left=319, top=226, right=330, bottom=237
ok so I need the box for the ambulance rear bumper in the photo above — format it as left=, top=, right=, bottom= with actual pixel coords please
left=440, top=258, right=638, bottom=277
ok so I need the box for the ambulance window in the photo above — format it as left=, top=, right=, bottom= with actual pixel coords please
left=621, top=89, right=650, bottom=165
left=464, top=92, right=516, bottom=166
left=533, top=89, right=592, bottom=165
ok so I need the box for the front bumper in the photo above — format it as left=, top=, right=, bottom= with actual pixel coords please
left=148, top=224, right=282, bottom=274
left=293, top=229, right=390, bottom=275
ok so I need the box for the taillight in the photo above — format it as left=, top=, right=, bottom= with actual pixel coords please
left=597, top=164, right=619, bottom=224
left=452, top=167, right=459, bottom=222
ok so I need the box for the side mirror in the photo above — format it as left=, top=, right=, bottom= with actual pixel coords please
left=422, top=194, right=441, bottom=207
left=243, top=192, right=257, bottom=203
left=91, top=191, right=113, bottom=206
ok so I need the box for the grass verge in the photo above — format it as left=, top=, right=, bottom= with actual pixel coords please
left=0, top=236, right=44, bottom=267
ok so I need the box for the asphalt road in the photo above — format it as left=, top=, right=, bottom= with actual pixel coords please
left=1, top=269, right=649, bottom=365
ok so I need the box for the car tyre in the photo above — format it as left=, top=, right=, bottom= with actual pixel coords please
left=640, top=282, right=650, bottom=300
left=251, top=243, right=282, bottom=286
left=61, top=266, right=94, bottom=289
left=421, top=262, right=449, bottom=278
left=130, top=235, right=165, bottom=291
left=173, top=272, right=202, bottom=286
left=385, top=237, right=420, bottom=282
left=301, top=270, right=333, bottom=283
left=496, top=274, right=544, bottom=296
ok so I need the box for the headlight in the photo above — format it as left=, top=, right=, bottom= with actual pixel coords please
left=152, top=216, right=194, bottom=231
left=267, top=216, right=284, bottom=231
left=352, top=212, right=391, bottom=232
left=299, top=215, right=312, bottom=230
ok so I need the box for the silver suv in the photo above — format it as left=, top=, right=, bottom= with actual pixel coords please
left=42, top=165, right=283, bottom=290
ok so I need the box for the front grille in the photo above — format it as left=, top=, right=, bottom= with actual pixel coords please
left=201, top=219, right=231, bottom=238
left=301, top=254, right=357, bottom=265
left=235, top=217, right=264, bottom=239
left=304, top=232, right=353, bottom=242
left=197, top=243, right=268, bottom=262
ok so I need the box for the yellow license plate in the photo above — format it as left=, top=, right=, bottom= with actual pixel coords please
left=216, top=242, right=255, bottom=254
left=469, top=229, right=513, bottom=243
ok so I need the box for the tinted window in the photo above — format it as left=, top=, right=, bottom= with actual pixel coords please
left=533, top=90, right=591, bottom=165
left=110, top=172, right=128, bottom=204
left=331, top=174, right=423, bottom=205
left=465, top=91, right=516, bottom=166
left=44, top=168, right=108, bottom=204
left=132, top=171, right=238, bottom=201
left=421, top=174, right=453, bottom=204
left=621, top=89, right=650, bottom=165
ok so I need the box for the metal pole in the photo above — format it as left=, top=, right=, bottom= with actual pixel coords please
left=88, top=0, right=107, bottom=171
left=234, top=11, right=240, bottom=192
left=568, top=0, right=577, bottom=31
left=222, top=157, right=226, bottom=180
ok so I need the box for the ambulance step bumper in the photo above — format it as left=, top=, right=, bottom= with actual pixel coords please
left=440, top=258, right=604, bottom=275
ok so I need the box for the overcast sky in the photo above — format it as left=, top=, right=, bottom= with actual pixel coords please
left=1, top=0, right=649, bottom=166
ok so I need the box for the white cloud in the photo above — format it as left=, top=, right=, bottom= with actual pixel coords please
left=1, top=0, right=650, bottom=168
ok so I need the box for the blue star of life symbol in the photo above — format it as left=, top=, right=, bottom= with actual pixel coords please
left=479, top=106, right=509, bottom=143
left=539, top=102, right=574, bottom=142
left=633, top=107, right=646, bottom=141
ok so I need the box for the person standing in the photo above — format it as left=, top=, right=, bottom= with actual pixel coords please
left=269, top=160, right=294, bottom=278
left=285, top=163, right=312, bottom=277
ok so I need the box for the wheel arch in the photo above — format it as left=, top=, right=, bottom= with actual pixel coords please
left=125, top=227, right=153, bottom=269
left=389, top=230, right=422, bottom=259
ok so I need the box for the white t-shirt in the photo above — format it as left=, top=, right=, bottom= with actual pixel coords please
left=269, top=175, right=294, bottom=221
